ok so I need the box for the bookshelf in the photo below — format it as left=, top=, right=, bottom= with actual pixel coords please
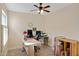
left=54, top=36, right=79, bottom=56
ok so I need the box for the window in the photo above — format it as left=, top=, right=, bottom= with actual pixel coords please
left=1, top=10, right=8, bottom=46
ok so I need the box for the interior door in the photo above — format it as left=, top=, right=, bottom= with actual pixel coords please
left=0, top=30, right=1, bottom=55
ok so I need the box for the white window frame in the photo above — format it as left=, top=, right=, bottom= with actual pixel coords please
left=1, top=10, right=8, bottom=46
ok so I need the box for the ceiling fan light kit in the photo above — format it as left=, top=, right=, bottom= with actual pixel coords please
left=37, top=9, right=43, bottom=14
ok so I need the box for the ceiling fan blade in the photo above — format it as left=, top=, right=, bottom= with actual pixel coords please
left=44, top=5, right=50, bottom=8
left=44, top=10, right=50, bottom=12
left=34, top=5, right=39, bottom=8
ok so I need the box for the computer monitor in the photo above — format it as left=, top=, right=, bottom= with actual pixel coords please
left=27, top=29, right=33, bottom=38
left=36, top=31, right=41, bottom=36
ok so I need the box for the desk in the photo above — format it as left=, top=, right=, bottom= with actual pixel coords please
left=23, top=38, right=41, bottom=56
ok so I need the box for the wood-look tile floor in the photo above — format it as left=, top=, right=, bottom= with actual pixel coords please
left=7, top=45, right=54, bottom=56
left=7, top=48, right=27, bottom=56
left=35, top=46, right=54, bottom=56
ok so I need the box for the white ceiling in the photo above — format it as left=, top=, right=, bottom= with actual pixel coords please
left=5, top=3, right=72, bottom=15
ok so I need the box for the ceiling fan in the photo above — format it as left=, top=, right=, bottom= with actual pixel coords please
left=31, top=3, right=50, bottom=14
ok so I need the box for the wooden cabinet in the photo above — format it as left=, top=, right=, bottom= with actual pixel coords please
left=54, top=36, right=79, bottom=56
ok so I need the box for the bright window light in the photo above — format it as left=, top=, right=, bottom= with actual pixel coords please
left=2, top=10, right=8, bottom=46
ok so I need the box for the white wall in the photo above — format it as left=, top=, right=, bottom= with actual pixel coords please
left=44, top=4, right=79, bottom=44
left=8, top=4, right=79, bottom=49
left=0, top=3, right=8, bottom=56
left=8, top=12, right=46, bottom=48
